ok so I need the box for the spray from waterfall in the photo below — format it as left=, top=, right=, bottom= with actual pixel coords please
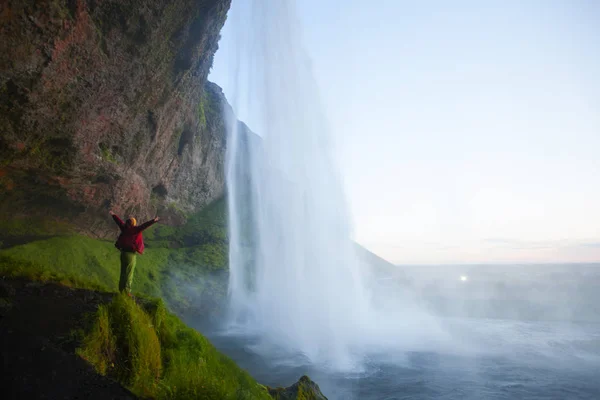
left=223, top=0, right=448, bottom=370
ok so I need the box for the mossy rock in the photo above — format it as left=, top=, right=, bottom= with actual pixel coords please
left=267, top=376, right=328, bottom=400
left=78, top=294, right=272, bottom=399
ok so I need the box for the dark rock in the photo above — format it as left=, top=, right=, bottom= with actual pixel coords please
left=268, top=375, right=328, bottom=400
left=0, top=279, right=135, bottom=399
left=0, top=298, right=12, bottom=316
left=0, top=281, right=17, bottom=297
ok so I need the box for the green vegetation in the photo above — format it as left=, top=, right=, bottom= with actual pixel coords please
left=202, top=85, right=223, bottom=128
left=0, top=196, right=274, bottom=398
left=145, top=197, right=227, bottom=248
left=0, top=0, right=300, bottom=395
left=172, top=128, right=184, bottom=153
left=167, top=201, right=190, bottom=220
left=0, top=252, right=109, bottom=292
left=99, top=142, right=118, bottom=164
left=197, top=94, right=207, bottom=129
left=0, top=236, right=169, bottom=294
left=266, top=376, right=327, bottom=400
left=0, top=236, right=226, bottom=316
left=0, top=216, right=74, bottom=238
left=195, top=83, right=223, bottom=131
left=0, top=198, right=229, bottom=316
left=27, top=138, right=73, bottom=174
left=78, top=294, right=271, bottom=399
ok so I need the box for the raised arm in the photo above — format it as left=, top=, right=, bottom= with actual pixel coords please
left=138, top=216, right=160, bottom=232
left=109, top=211, right=125, bottom=229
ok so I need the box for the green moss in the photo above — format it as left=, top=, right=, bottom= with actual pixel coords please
left=168, top=201, right=189, bottom=219
left=114, top=295, right=162, bottom=395
left=146, top=197, right=227, bottom=249
left=77, top=305, right=116, bottom=375
left=172, top=128, right=183, bottom=154
left=0, top=255, right=109, bottom=291
left=203, top=84, right=223, bottom=125
left=178, top=197, right=228, bottom=246
left=196, top=83, right=223, bottom=131
left=48, top=0, right=75, bottom=21
left=197, top=94, right=207, bottom=129
left=0, top=198, right=229, bottom=318
left=144, top=223, right=178, bottom=244
left=0, top=216, right=74, bottom=238
left=150, top=191, right=161, bottom=208
left=78, top=294, right=271, bottom=400
left=267, top=376, right=326, bottom=400
left=188, top=243, right=227, bottom=270
left=27, top=138, right=73, bottom=174
left=0, top=236, right=170, bottom=295
left=99, top=142, right=117, bottom=164
left=0, top=235, right=123, bottom=291
left=78, top=294, right=162, bottom=397
left=0, top=222, right=228, bottom=316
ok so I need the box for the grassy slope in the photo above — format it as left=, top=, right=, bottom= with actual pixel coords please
left=78, top=294, right=270, bottom=400
left=0, top=197, right=275, bottom=399
left=0, top=197, right=229, bottom=314
left=0, top=236, right=170, bottom=294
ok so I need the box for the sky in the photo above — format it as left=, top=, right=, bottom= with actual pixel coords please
left=209, top=0, right=600, bottom=265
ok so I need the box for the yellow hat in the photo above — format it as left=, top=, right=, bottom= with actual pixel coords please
left=127, top=217, right=137, bottom=226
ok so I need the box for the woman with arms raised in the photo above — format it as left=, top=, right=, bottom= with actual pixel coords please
left=109, top=211, right=159, bottom=295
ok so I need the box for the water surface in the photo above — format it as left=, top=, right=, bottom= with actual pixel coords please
left=207, top=316, right=600, bottom=400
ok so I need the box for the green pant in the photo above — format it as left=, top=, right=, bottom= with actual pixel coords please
left=119, top=251, right=137, bottom=294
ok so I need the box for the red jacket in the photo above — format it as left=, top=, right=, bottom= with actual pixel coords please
left=112, top=215, right=157, bottom=254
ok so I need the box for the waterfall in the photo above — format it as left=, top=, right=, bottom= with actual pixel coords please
left=223, top=0, right=447, bottom=371
left=223, top=0, right=372, bottom=369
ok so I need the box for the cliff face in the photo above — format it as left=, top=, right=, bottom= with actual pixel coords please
left=0, top=0, right=231, bottom=236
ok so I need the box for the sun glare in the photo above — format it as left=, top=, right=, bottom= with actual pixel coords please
left=460, top=275, right=468, bottom=282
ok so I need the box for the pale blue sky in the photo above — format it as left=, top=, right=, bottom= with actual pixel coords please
left=209, top=0, right=600, bottom=264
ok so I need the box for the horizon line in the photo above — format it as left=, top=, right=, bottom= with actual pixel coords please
left=392, top=261, right=600, bottom=267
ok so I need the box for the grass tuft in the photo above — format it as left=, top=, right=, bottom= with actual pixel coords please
left=77, top=305, right=116, bottom=375
left=0, top=197, right=230, bottom=319
left=110, top=294, right=162, bottom=396
left=0, top=254, right=110, bottom=291
left=78, top=294, right=271, bottom=399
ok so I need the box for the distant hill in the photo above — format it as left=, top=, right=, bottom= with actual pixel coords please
left=354, top=243, right=410, bottom=285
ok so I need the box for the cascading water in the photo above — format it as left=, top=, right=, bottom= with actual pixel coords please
left=224, top=0, right=373, bottom=369
left=214, top=3, right=600, bottom=397
left=223, top=0, right=452, bottom=372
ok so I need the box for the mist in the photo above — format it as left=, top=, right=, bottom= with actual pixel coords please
left=401, top=263, right=600, bottom=323
left=205, top=0, right=600, bottom=398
